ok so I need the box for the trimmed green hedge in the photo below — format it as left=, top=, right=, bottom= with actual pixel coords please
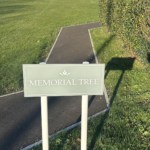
left=99, top=0, right=150, bottom=63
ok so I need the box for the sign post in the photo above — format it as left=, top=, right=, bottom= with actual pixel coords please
left=40, top=63, right=49, bottom=150
left=81, top=61, right=89, bottom=150
left=81, top=95, right=88, bottom=150
left=41, top=96, right=49, bottom=150
left=23, top=63, right=105, bottom=150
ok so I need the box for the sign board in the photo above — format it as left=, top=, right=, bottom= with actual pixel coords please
left=23, top=64, right=105, bottom=97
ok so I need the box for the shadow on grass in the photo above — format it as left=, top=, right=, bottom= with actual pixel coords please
left=89, top=57, right=135, bottom=149
left=86, top=35, right=115, bottom=63
left=0, top=14, right=26, bottom=25
left=0, top=5, right=29, bottom=15
left=106, top=0, right=113, bottom=31
left=59, top=58, right=136, bottom=150
left=147, top=52, right=150, bottom=63
left=0, top=4, right=31, bottom=25
left=105, top=57, right=136, bottom=79
left=55, top=96, right=97, bottom=150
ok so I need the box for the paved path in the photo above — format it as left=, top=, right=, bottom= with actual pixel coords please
left=0, top=23, right=107, bottom=150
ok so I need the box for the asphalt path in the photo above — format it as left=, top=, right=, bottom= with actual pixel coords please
left=0, top=22, right=107, bottom=150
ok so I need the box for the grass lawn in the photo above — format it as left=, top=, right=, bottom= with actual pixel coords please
left=1, top=0, right=149, bottom=149
left=0, top=0, right=99, bottom=95
left=31, top=27, right=150, bottom=150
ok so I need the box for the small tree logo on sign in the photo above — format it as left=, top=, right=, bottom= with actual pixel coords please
left=59, top=70, right=70, bottom=76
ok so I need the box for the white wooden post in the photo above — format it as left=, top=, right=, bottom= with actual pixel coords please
left=41, top=96, right=49, bottom=150
left=40, top=62, right=49, bottom=150
left=81, top=62, right=89, bottom=150
left=81, top=95, right=88, bottom=150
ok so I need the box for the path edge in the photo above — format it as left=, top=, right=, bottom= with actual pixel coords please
left=88, top=29, right=109, bottom=107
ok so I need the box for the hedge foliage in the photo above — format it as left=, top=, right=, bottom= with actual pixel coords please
left=99, top=0, right=150, bottom=63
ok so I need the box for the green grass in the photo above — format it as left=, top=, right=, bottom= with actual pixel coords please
left=31, top=27, right=150, bottom=150
left=0, top=0, right=99, bottom=95
left=1, top=0, right=149, bottom=149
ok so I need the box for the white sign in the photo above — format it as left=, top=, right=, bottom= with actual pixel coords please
left=23, top=64, right=105, bottom=97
